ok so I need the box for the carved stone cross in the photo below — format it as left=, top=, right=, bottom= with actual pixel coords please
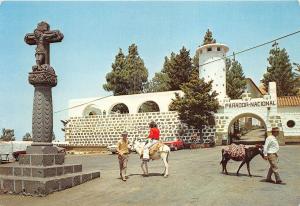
left=25, top=22, right=64, bottom=150
left=24, top=21, right=63, bottom=70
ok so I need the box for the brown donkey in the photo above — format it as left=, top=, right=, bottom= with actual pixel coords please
left=220, top=144, right=264, bottom=177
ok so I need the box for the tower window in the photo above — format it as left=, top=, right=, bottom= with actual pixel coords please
left=199, top=50, right=202, bottom=54
left=217, top=47, right=221, bottom=51
left=207, top=47, right=212, bottom=52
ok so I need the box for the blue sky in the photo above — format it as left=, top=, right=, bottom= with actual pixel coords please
left=0, top=1, right=300, bottom=141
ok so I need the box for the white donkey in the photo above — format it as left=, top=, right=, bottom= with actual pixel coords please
left=132, top=139, right=170, bottom=178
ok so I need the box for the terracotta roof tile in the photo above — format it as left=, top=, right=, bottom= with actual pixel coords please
left=258, top=85, right=267, bottom=95
left=277, top=96, right=300, bottom=107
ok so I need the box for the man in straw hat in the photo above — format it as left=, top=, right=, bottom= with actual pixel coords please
left=263, top=127, right=285, bottom=184
left=116, top=131, right=130, bottom=181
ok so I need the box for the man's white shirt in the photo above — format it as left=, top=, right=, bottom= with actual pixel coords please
left=263, top=135, right=279, bottom=156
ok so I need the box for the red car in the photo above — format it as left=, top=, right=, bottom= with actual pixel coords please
left=163, top=137, right=184, bottom=151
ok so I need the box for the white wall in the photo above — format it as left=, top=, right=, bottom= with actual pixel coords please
left=68, top=90, right=184, bottom=117
left=278, top=106, right=300, bottom=136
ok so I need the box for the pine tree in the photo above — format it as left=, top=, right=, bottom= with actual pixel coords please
left=202, top=29, right=216, bottom=45
left=262, top=42, right=297, bottom=96
left=103, top=49, right=128, bottom=95
left=125, top=44, right=148, bottom=94
left=103, top=44, right=148, bottom=95
left=294, top=63, right=300, bottom=94
left=0, top=128, right=15, bottom=141
left=162, top=47, right=194, bottom=90
left=192, top=52, right=200, bottom=76
left=169, top=73, right=219, bottom=129
left=143, top=72, right=171, bottom=93
left=226, top=58, right=247, bottom=99
left=22, top=132, right=32, bottom=141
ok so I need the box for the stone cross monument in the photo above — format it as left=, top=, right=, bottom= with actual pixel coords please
left=0, top=22, right=100, bottom=196
left=25, top=21, right=63, bottom=151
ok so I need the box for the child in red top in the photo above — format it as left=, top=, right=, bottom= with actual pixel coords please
left=149, top=126, right=160, bottom=140
left=143, top=121, right=160, bottom=160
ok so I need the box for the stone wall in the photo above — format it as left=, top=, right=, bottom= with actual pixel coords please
left=65, top=111, right=215, bottom=146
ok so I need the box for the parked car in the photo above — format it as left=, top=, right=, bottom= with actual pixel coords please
left=107, top=144, right=118, bottom=154
left=107, top=140, right=137, bottom=154
left=107, top=142, right=133, bottom=154
left=163, top=137, right=184, bottom=151
left=12, top=150, right=26, bottom=161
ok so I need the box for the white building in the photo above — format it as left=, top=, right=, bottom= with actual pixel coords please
left=65, top=40, right=300, bottom=146
left=197, top=43, right=229, bottom=101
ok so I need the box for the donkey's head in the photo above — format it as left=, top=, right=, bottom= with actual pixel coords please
left=255, top=144, right=264, bottom=159
left=131, top=138, right=147, bottom=155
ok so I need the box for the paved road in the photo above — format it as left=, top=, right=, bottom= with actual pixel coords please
left=241, top=128, right=266, bottom=142
left=0, top=146, right=300, bottom=206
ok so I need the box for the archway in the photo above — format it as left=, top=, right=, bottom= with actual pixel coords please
left=82, top=105, right=101, bottom=117
left=110, top=103, right=129, bottom=114
left=138, top=101, right=160, bottom=113
left=227, top=113, right=267, bottom=145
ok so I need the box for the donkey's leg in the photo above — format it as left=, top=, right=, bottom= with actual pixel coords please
left=141, top=162, right=146, bottom=175
left=237, top=161, right=246, bottom=176
left=246, top=162, right=252, bottom=177
left=162, top=153, right=169, bottom=177
left=161, top=153, right=166, bottom=175
left=145, top=161, right=149, bottom=176
left=221, top=160, right=226, bottom=173
left=162, top=167, right=166, bottom=176
left=224, top=158, right=229, bottom=175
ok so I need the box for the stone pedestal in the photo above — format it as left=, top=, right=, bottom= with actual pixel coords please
left=0, top=152, right=100, bottom=196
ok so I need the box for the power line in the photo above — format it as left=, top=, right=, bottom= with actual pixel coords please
left=54, top=95, right=113, bottom=114
left=199, top=30, right=300, bottom=67
left=54, top=30, right=300, bottom=114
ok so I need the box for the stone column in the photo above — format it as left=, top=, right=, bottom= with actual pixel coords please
left=27, top=65, right=58, bottom=154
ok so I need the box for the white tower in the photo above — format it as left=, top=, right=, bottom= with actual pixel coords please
left=197, top=43, right=229, bottom=101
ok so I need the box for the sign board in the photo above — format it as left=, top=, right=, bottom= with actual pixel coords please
left=224, top=100, right=276, bottom=109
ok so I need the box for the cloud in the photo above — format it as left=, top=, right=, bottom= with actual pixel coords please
left=0, top=0, right=3, bottom=6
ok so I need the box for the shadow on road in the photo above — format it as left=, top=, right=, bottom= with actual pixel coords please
left=221, top=172, right=263, bottom=178
left=127, top=173, right=163, bottom=177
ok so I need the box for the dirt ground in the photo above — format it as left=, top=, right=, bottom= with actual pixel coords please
left=0, top=145, right=299, bottom=206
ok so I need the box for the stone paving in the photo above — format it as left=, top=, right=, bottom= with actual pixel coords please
left=0, top=145, right=299, bottom=206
